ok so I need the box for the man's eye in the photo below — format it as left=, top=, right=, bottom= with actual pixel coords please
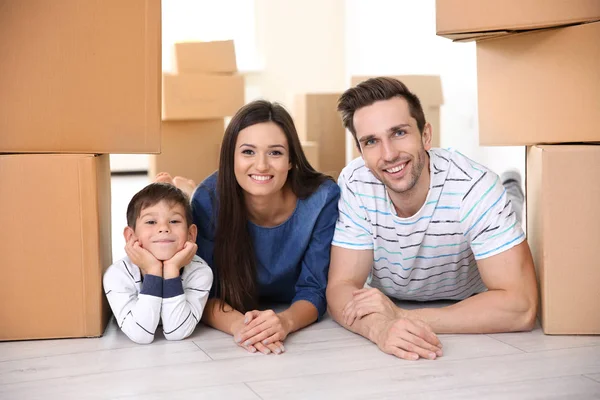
left=365, top=139, right=376, bottom=146
left=393, top=130, right=406, bottom=137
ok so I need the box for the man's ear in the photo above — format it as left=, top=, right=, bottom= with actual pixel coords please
left=187, top=224, right=198, bottom=243
left=422, top=122, right=433, bottom=150
left=123, top=226, right=136, bottom=242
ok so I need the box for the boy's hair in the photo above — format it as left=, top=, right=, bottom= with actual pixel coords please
left=126, top=182, right=193, bottom=229
left=337, top=77, right=426, bottom=149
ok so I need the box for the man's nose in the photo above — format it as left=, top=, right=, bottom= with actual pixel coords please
left=381, top=139, right=397, bottom=161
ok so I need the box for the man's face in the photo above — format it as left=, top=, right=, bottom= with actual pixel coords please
left=354, top=97, right=431, bottom=195
left=126, top=200, right=195, bottom=261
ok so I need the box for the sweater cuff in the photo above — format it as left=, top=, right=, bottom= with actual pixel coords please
left=293, top=293, right=327, bottom=321
left=140, top=274, right=163, bottom=298
left=163, top=277, right=185, bottom=298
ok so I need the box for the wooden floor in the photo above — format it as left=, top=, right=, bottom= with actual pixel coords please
left=2, top=175, right=599, bottom=399
left=1, top=314, right=600, bottom=399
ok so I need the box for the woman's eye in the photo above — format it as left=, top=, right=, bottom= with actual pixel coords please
left=270, top=150, right=283, bottom=156
left=241, top=149, right=254, bottom=155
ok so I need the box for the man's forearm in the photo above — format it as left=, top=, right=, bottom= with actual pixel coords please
left=405, top=289, right=537, bottom=334
left=326, top=282, right=386, bottom=343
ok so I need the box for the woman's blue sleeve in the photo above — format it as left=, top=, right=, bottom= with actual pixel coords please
left=191, top=184, right=219, bottom=298
left=292, top=182, right=341, bottom=319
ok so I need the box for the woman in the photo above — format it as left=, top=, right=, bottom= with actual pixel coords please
left=175, top=100, right=340, bottom=355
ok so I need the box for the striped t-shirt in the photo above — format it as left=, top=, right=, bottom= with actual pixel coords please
left=333, top=148, right=525, bottom=302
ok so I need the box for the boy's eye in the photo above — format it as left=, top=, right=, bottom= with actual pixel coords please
left=145, top=220, right=156, bottom=225
left=170, top=219, right=182, bottom=224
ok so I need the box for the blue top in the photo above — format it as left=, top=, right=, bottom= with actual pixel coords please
left=191, top=172, right=341, bottom=318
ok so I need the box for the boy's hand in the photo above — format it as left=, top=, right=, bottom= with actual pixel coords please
left=163, top=241, right=197, bottom=278
left=125, top=237, right=162, bottom=276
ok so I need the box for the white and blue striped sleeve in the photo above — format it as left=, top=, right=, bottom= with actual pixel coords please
left=160, top=256, right=213, bottom=341
left=459, top=171, right=525, bottom=260
left=103, top=259, right=162, bottom=344
left=332, top=173, right=373, bottom=250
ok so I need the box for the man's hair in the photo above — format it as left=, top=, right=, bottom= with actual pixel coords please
left=337, top=77, right=426, bottom=149
left=126, top=182, right=193, bottom=229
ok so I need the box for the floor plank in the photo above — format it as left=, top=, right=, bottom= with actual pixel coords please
left=489, top=323, right=600, bottom=353
left=246, top=346, right=600, bottom=399
left=196, top=327, right=370, bottom=360
left=586, top=373, right=600, bottom=384
left=0, top=341, right=210, bottom=385
left=384, top=375, right=600, bottom=400
left=113, top=383, right=262, bottom=400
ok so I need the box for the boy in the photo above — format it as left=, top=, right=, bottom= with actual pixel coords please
left=103, top=183, right=213, bottom=344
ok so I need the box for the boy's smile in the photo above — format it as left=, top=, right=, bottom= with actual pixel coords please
left=128, top=201, right=194, bottom=261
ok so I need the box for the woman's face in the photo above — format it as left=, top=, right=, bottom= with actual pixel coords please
left=233, top=121, right=292, bottom=198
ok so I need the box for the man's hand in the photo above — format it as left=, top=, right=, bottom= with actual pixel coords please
left=125, top=237, right=162, bottom=276
left=342, top=288, right=403, bottom=325
left=231, top=312, right=286, bottom=355
left=375, top=317, right=443, bottom=361
left=163, top=241, right=197, bottom=278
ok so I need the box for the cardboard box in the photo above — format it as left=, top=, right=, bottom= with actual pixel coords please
left=149, top=120, right=225, bottom=185
left=0, top=154, right=112, bottom=340
left=436, top=0, right=600, bottom=41
left=294, top=94, right=345, bottom=180
left=477, top=22, right=600, bottom=146
left=0, top=0, right=161, bottom=154
left=162, top=73, right=245, bottom=120
left=527, top=145, right=600, bottom=335
left=301, top=141, right=319, bottom=171
left=173, top=40, right=237, bottom=74
left=350, top=75, right=443, bottom=158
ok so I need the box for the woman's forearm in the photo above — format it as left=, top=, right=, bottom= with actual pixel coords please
left=201, top=298, right=245, bottom=335
left=278, top=300, right=319, bottom=334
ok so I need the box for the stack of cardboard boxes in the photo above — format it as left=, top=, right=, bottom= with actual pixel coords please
left=294, top=94, right=345, bottom=180
left=153, top=40, right=245, bottom=184
left=0, top=0, right=162, bottom=340
left=437, top=0, right=600, bottom=334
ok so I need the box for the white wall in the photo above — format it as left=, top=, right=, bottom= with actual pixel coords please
left=248, top=0, right=346, bottom=107
left=345, top=0, right=525, bottom=179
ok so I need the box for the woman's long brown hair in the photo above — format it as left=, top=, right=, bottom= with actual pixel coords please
left=214, top=100, right=333, bottom=313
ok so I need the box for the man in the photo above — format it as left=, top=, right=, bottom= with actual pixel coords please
left=326, top=77, right=537, bottom=361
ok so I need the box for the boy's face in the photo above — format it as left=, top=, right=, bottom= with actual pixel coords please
left=124, top=200, right=197, bottom=261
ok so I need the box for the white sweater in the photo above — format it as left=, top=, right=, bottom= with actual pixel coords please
left=103, top=255, right=213, bottom=344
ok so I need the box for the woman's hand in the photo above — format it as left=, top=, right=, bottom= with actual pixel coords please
left=231, top=312, right=286, bottom=355
left=234, top=310, right=290, bottom=354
